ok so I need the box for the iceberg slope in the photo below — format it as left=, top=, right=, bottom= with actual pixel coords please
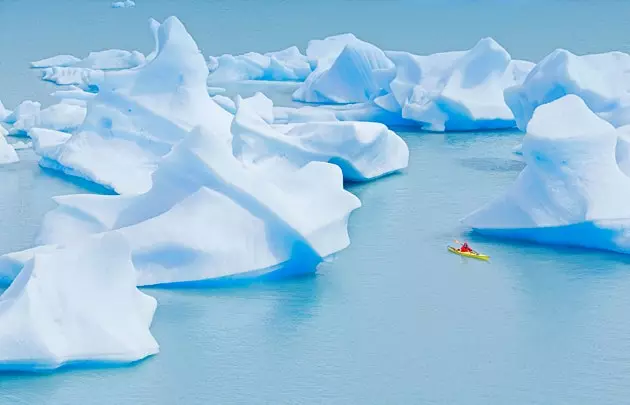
left=232, top=93, right=409, bottom=181
left=42, top=16, right=233, bottom=195
left=505, top=49, right=630, bottom=130
left=0, top=233, right=158, bottom=372
left=463, top=95, right=630, bottom=253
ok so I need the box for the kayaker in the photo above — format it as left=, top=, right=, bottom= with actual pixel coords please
left=459, top=242, right=473, bottom=253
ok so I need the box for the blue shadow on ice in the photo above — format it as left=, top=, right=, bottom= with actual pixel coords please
left=470, top=220, right=630, bottom=257
left=0, top=355, right=156, bottom=375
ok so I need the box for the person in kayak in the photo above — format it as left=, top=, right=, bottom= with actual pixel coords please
left=459, top=242, right=473, bottom=253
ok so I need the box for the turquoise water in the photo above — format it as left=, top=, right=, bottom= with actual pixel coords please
left=3, top=1, right=630, bottom=404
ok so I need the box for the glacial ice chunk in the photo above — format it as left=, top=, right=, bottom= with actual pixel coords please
left=42, top=16, right=233, bottom=195
left=293, top=35, right=395, bottom=104
left=208, top=46, right=311, bottom=82
left=376, top=38, right=534, bottom=131
left=233, top=94, right=409, bottom=181
left=0, top=233, right=158, bottom=372
left=20, top=126, right=361, bottom=287
left=505, top=49, right=630, bottom=130
left=463, top=95, right=630, bottom=253
left=29, top=128, right=72, bottom=155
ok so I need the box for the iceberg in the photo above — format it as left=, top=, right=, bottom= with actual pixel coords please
left=36, top=49, right=145, bottom=88
left=0, top=135, right=19, bottom=164
left=0, top=233, right=158, bottom=372
left=505, top=49, right=630, bottom=131
left=208, top=46, right=311, bottom=83
left=31, top=55, right=81, bottom=68
left=3, top=101, right=86, bottom=135
left=375, top=38, right=534, bottom=131
left=293, top=34, right=395, bottom=104
left=463, top=95, right=630, bottom=253
left=112, top=0, right=136, bottom=8
left=11, top=140, right=32, bottom=150
left=3, top=124, right=361, bottom=287
left=41, top=16, right=233, bottom=195
left=233, top=93, right=409, bottom=181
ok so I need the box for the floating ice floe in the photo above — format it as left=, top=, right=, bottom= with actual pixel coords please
left=505, top=49, right=630, bottom=131
left=0, top=135, right=19, bottom=164
left=293, top=34, right=396, bottom=104
left=0, top=233, right=158, bottom=372
left=233, top=93, right=409, bottom=181
left=112, top=0, right=136, bottom=8
left=40, top=16, right=233, bottom=195
left=208, top=46, right=311, bottom=83
left=463, top=95, right=630, bottom=253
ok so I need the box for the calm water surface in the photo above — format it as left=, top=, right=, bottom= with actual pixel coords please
left=2, top=1, right=630, bottom=404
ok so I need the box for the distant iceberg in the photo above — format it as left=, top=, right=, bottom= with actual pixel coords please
left=112, top=0, right=136, bottom=8
left=34, top=49, right=145, bottom=88
left=2, top=100, right=86, bottom=135
left=505, top=49, right=630, bottom=131
left=374, top=38, right=534, bottom=131
left=293, top=34, right=396, bottom=104
left=0, top=233, right=158, bottom=372
left=463, top=95, right=630, bottom=253
left=208, top=46, right=311, bottom=82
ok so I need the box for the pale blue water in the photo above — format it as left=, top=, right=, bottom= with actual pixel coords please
left=2, top=1, right=630, bottom=404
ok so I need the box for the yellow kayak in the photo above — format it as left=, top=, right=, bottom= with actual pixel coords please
left=448, top=246, right=489, bottom=261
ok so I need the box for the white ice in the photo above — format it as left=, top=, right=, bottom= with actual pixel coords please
left=3, top=101, right=86, bottom=135
left=0, top=233, right=158, bottom=372
left=0, top=134, right=19, bottom=164
left=208, top=46, right=311, bottom=82
left=29, top=128, right=72, bottom=156
left=31, top=55, right=81, bottom=68
left=41, top=16, right=233, bottom=195
left=375, top=38, right=534, bottom=131
left=233, top=93, right=409, bottom=181
left=293, top=34, right=395, bottom=104
left=463, top=95, right=630, bottom=253
left=505, top=49, right=630, bottom=131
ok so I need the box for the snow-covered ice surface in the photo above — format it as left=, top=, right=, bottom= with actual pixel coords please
left=505, top=49, right=630, bottom=131
left=0, top=233, right=158, bottom=372
left=233, top=93, right=409, bottom=181
left=463, top=95, right=630, bottom=253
